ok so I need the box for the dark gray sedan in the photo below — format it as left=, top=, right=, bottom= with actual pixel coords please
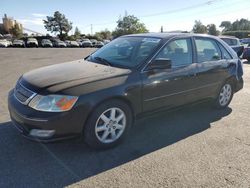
left=8, top=33, right=243, bottom=149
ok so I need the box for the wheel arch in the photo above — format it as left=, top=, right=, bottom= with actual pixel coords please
left=82, top=96, right=135, bottom=132
left=225, top=76, right=237, bottom=92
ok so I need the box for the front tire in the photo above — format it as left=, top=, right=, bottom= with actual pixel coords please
left=214, top=81, right=234, bottom=109
left=84, top=100, right=133, bottom=149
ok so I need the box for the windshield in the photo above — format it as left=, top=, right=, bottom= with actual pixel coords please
left=221, top=38, right=239, bottom=46
left=28, top=38, right=37, bottom=41
left=87, top=36, right=161, bottom=68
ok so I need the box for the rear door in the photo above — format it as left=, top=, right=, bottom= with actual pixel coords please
left=193, top=37, right=230, bottom=99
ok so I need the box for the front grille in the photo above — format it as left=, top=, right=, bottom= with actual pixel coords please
left=14, top=82, right=36, bottom=105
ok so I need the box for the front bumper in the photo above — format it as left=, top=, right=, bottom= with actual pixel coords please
left=13, top=44, right=24, bottom=47
left=42, top=44, right=53, bottom=47
left=8, top=90, right=85, bottom=142
left=27, top=43, right=38, bottom=47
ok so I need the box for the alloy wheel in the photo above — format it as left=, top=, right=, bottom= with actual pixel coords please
left=219, top=84, right=232, bottom=106
left=95, top=107, right=126, bottom=143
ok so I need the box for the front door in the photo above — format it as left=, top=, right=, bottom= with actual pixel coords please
left=141, top=38, right=199, bottom=112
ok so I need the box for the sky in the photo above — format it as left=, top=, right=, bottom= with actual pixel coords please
left=1, top=0, right=250, bottom=35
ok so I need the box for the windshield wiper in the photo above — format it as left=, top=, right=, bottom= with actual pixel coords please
left=94, top=56, right=112, bottom=67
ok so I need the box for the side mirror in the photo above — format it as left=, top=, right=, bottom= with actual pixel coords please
left=147, top=58, right=172, bottom=70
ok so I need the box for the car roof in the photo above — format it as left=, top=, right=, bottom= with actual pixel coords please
left=125, top=32, right=238, bottom=59
left=124, top=32, right=220, bottom=40
left=219, top=35, right=238, bottom=39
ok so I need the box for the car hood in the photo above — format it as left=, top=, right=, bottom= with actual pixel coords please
left=21, top=59, right=131, bottom=92
left=28, top=40, right=37, bottom=42
left=13, top=41, right=23, bottom=44
left=0, top=41, right=7, bottom=45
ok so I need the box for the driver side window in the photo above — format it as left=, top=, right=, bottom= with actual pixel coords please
left=155, top=38, right=193, bottom=68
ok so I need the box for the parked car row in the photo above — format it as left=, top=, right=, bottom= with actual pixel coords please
left=0, top=38, right=110, bottom=48
left=219, top=36, right=250, bottom=62
left=239, top=38, right=250, bottom=62
left=219, top=36, right=244, bottom=57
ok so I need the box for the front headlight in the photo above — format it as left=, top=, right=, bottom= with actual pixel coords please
left=28, top=95, right=78, bottom=112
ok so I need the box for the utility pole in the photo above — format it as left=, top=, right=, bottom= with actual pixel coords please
left=161, top=26, right=163, bottom=33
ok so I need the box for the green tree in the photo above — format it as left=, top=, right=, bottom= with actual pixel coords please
left=192, top=20, right=207, bottom=34
left=95, top=29, right=112, bottom=40
left=222, top=31, right=250, bottom=39
left=85, top=34, right=99, bottom=40
left=220, top=19, right=250, bottom=38
left=231, top=19, right=250, bottom=31
left=220, top=21, right=232, bottom=32
left=74, top=27, right=81, bottom=39
left=9, top=24, right=23, bottom=39
left=112, top=15, right=148, bottom=38
left=207, top=24, right=220, bottom=36
left=43, top=11, right=72, bottom=39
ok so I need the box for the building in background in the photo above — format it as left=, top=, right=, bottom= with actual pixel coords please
left=1, top=14, right=23, bottom=34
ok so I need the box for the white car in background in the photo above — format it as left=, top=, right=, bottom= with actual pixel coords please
left=0, top=39, right=9, bottom=47
left=7, top=40, right=12, bottom=47
left=65, top=40, right=80, bottom=47
left=103, top=39, right=111, bottom=45
left=13, top=39, right=25, bottom=47
left=26, top=38, right=38, bottom=48
left=69, top=41, right=80, bottom=47
left=64, top=40, right=71, bottom=47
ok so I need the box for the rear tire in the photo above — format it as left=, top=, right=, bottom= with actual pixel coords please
left=214, top=81, right=234, bottom=109
left=84, top=99, right=133, bottom=149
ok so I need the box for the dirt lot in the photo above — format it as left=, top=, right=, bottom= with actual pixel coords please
left=0, top=48, right=249, bottom=188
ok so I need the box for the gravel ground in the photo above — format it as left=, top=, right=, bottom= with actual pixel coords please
left=0, top=48, right=249, bottom=188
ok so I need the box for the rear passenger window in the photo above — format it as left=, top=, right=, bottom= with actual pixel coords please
left=218, top=43, right=232, bottom=60
left=195, top=38, right=221, bottom=63
left=155, top=38, right=193, bottom=67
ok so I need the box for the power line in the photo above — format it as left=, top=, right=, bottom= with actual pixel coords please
left=142, top=0, right=249, bottom=25
left=139, top=0, right=223, bottom=18
left=83, top=0, right=223, bottom=28
left=145, top=0, right=249, bottom=24
left=23, top=27, right=44, bottom=35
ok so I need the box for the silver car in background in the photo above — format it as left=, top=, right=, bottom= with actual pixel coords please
left=41, top=39, right=53, bottom=48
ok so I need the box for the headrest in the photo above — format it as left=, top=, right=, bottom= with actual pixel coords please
left=203, top=49, right=215, bottom=56
left=175, top=48, right=184, bottom=54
